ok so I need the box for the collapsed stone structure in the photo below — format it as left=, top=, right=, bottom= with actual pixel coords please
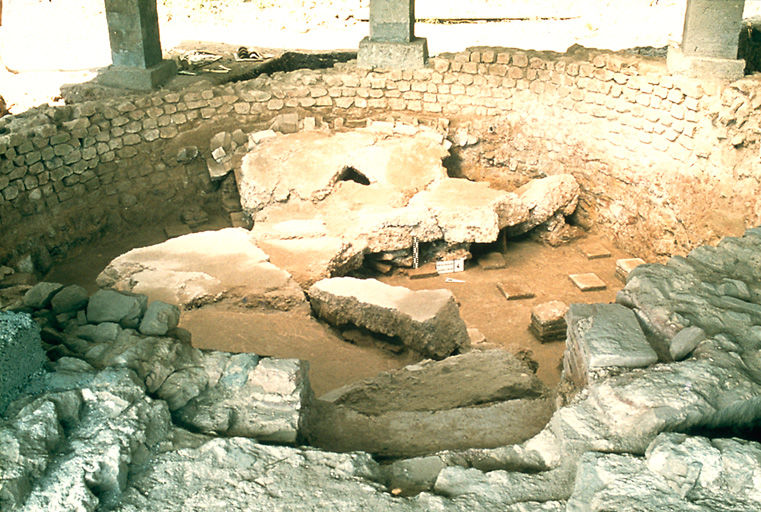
left=2, top=229, right=761, bottom=510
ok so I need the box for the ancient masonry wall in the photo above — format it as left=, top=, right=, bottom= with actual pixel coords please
left=2, top=45, right=761, bottom=264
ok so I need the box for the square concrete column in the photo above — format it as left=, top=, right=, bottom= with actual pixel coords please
left=667, top=0, right=746, bottom=80
left=99, top=0, right=176, bottom=90
left=358, top=0, right=428, bottom=70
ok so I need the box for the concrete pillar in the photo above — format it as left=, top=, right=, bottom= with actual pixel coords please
left=358, top=0, right=428, bottom=70
left=98, top=0, right=176, bottom=90
left=667, top=0, right=746, bottom=80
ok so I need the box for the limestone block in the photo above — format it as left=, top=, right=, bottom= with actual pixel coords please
left=308, top=277, right=469, bottom=359
left=175, top=355, right=312, bottom=443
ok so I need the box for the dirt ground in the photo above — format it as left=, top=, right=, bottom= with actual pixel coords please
left=44, top=213, right=632, bottom=395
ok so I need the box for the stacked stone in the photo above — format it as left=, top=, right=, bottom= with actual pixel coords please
left=1, top=44, right=758, bottom=267
left=529, top=300, right=568, bottom=342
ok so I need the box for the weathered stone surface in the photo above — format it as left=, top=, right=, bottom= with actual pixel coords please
left=507, top=175, right=580, bottom=235
left=138, top=300, right=180, bottom=336
left=564, top=303, right=657, bottom=385
left=567, top=433, right=761, bottom=511
left=50, top=284, right=89, bottom=314
left=96, top=228, right=307, bottom=311
left=308, top=277, right=469, bottom=358
left=237, top=128, right=448, bottom=215
left=0, top=312, right=45, bottom=413
left=175, top=355, right=311, bottom=443
left=320, top=350, right=546, bottom=413
left=307, top=350, right=552, bottom=456
left=87, top=289, right=148, bottom=328
left=22, top=282, right=63, bottom=309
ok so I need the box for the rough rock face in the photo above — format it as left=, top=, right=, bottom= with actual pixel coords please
left=308, top=277, right=470, bottom=359
left=567, top=433, right=761, bottom=511
left=237, top=127, right=581, bottom=286
left=0, top=312, right=45, bottom=413
left=96, top=228, right=307, bottom=311
left=306, top=350, right=554, bottom=457
left=175, top=355, right=311, bottom=442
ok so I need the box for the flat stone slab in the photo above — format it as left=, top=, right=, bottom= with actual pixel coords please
left=477, top=251, right=507, bottom=270
left=580, top=243, right=611, bottom=260
left=308, top=277, right=469, bottom=359
left=564, top=303, right=658, bottom=384
left=496, top=281, right=535, bottom=301
left=616, top=258, right=646, bottom=282
left=96, top=228, right=307, bottom=311
left=569, top=273, right=607, bottom=292
left=408, top=263, right=439, bottom=280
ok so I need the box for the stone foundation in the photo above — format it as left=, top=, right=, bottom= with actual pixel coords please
left=2, top=45, right=761, bottom=266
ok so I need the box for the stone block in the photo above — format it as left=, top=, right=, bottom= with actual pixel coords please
left=667, top=46, right=744, bottom=81
left=139, top=301, right=180, bottom=336
left=23, top=282, right=64, bottom=309
left=308, top=277, right=469, bottom=359
left=681, top=0, right=744, bottom=59
left=564, top=303, right=658, bottom=385
left=357, top=37, right=428, bottom=70
left=97, top=60, right=177, bottom=91
left=369, top=0, right=415, bottom=42
left=50, top=285, right=89, bottom=314
left=496, top=281, right=535, bottom=301
left=530, top=300, right=569, bottom=342
left=569, top=273, right=607, bottom=292
left=86, top=289, right=148, bottom=328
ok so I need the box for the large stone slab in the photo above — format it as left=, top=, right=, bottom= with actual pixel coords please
left=308, top=277, right=469, bottom=359
left=96, top=228, right=307, bottom=311
left=306, top=350, right=553, bottom=456
left=564, top=303, right=657, bottom=385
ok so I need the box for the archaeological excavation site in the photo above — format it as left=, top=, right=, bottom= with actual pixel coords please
left=2, top=0, right=761, bottom=510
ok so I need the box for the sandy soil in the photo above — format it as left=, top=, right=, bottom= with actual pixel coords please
left=4, top=0, right=748, bottom=114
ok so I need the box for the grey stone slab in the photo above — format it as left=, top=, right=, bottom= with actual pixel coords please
left=681, top=0, right=745, bottom=59
left=87, top=289, right=148, bottom=328
left=104, top=0, right=164, bottom=68
left=369, top=0, right=415, bottom=42
left=50, top=285, right=89, bottom=314
left=23, top=282, right=63, bottom=309
left=566, top=303, right=657, bottom=376
left=97, top=60, right=177, bottom=91
left=139, top=301, right=180, bottom=336
left=358, top=37, right=429, bottom=70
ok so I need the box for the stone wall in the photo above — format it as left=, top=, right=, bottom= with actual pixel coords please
left=2, top=44, right=761, bottom=265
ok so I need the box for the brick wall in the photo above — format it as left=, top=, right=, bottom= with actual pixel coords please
left=2, top=45, right=760, bottom=265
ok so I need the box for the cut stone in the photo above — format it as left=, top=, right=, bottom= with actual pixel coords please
left=96, top=228, right=307, bottom=311
left=616, top=258, right=646, bottom=282
left=530, top=300, right=569, bottom=342
left=496, top=281, right=535, bottom=301
left=50, top=285, right=89, bottom=314
left=564, top=303, right=658, bottom=385
left=580, top=243, right=611, bottom=260
left=477, top=251, right=507, bottom=270
left=569, top=273, right=607, bottom=292
left=308, top=277, right=469, bottom=359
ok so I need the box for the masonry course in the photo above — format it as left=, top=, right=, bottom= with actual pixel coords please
left=1, top=45, right=760, bottom=264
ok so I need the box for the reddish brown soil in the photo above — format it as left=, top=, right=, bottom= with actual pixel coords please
left=44, top=218, right=631, bottom=394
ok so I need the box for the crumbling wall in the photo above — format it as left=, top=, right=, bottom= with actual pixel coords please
left=2, top=45, right=761, bottom=265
